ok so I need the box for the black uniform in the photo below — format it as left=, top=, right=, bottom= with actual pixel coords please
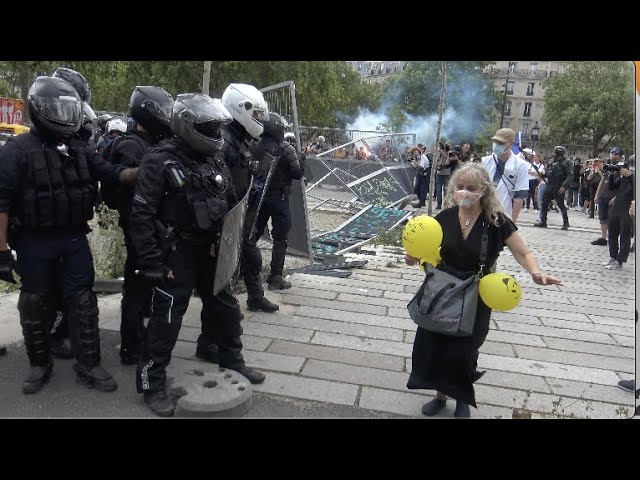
left=131, top=138, right=247, bottom=394
left=221, top=121, right=270, bottom=303
left=252, top=135, right=303, bottom=282
left=109, top=130, right=156, bottom=363
left=607, top=171, right=635, bottom=264
left=537, top=153, right=573, bottom=228
left=0, top=126, right=125, bottom=392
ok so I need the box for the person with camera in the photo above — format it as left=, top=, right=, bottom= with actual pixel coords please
left=404, top=163, right=561, bottom=417
left=591, top=148, right=625, bottom=245
left=602, top=159, right=634, bottom=269
left=411, top=146, right=430, bottom=208
left=585, top=159, right=602, bottom=219
left=568, top=158, right=582, bottom=210
left=534, top=146, right=574, bottom=230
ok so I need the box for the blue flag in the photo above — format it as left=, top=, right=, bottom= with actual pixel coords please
left=511, top=131, right=522, bottom=155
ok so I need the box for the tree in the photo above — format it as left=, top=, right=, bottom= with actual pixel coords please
left=542, top=61, right=634, bottom=156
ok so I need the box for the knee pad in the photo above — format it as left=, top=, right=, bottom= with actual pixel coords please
left=18, top=292, right=51, bottom=323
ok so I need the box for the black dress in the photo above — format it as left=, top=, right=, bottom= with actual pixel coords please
left=406, top=206, right=518, bottom=407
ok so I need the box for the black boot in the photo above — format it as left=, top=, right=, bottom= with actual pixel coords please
left=144, top=390, right=175, bottom=417
left=230, top=365, right=266, bottom=384
left=195, top=343, right=220, bottom=364
left=454, top=401, right=471, bottom=418
left=561, top=223, right=570, bottom=230
left=267, top=275, right=292, bottom=290
left=74, top=363, right=118, bottom=392
left=561, top=213, right=569, bottom=230
left=421, top=398, right=447, bottom=416
left=18, top=292, right=55, bottom=394
left=23, top=364, right=54, bottom=394
left=533, top=221, right=547, bottom=228
left=247, top=296, right=279, bottom=313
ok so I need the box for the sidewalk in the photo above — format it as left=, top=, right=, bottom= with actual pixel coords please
left=0, top=207, right=636, bottom=418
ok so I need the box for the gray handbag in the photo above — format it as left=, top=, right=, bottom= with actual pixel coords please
left=407, top=222, right=489, bottom=337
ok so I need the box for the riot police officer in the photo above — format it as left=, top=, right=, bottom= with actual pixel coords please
left=252, top=113, right=303, bottom=290
left=107, top=86, right=174, bottom=365
left=0, top=76, right=137, bottom=394
left=534, top=146, right=574, bottom=230
left=219, top=83, right=279, bottom=312
left=130, top=93, right=265, bottom=417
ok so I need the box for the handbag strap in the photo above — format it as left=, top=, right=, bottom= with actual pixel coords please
left=478, top=222, right=489, bottom=278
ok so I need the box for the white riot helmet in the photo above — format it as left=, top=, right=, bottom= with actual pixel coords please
left=284, top=132, right=296, bottom=144
left=107, top=118, right=127, bottom=135
left=221, top=83, right=269, bottom=139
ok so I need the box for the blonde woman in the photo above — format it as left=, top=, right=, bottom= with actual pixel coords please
left=405, top=163, right=561, bottom=417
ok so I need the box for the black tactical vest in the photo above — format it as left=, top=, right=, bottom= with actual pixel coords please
left=156, top=143, right=231, bottom=235
left=11, top=134, right=97, bottom=230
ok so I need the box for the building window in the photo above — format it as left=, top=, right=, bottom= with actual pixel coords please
left=526, top=82, right=535, bottom=96
left=522, top=122, right=530, bottom=134
left=505, top=101, right=512, bottom=116
left=529, top=62, right=537, bottom=72
left=523, top=102, right=532, bottom=117
left=506, top=81, right=515, bottom=95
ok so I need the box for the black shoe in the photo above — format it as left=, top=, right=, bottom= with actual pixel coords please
left=230, top=365, right=265, bottom=384
left=421, top=398, right=447, bottom=416
left=247, top=297, right=279, bottom=313
left=0, top=346, right=6, bottom=356
left=454, top=401, right=471, bottom=418
left=144, top=390, right=175, bottom=417
left=50, top=338, right=73, bottom=359
left=267, top=276, right=292, bottom=291
left=591, top=238, right=607, bottom=246
left=533, top=222, right=547, bottom=228
left=74, top=364, right=118, bottom=392
left=195, top=345, right=220, bottom=364
left=120, top=351, right=141, bottom=365
left=23, top=364, right=53, bottom=394
left=561, top=224, right=569, bottom=231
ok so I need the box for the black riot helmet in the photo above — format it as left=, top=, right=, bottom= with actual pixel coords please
left=129, top=86, right=174, bottom=141
left=52, top=67, right=91, bottom=104
left=262, top=112, right=289, bottom=141
left=171, top=93, right=233, bottom=156
left=553, top=145, right=566, bottom=158
left=28, top=76, right=83, bottom=140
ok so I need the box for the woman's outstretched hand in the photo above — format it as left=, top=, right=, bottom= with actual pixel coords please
left=405, top=254, right=419, bottom=266
left=530, top=271, right=562, bottom=286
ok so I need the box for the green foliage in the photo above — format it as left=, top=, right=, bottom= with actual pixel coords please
left=372, top=226, right=403, bottom=247
left=0, top=61, right=381, bottom=128
left=542, top=61, right=635, bottom=156
left=89, top=205, right=126, bottom=280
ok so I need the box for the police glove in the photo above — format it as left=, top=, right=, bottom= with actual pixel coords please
left=135, top=265, right=174, bottom=286
left=0, top=249, right=17, bottom=284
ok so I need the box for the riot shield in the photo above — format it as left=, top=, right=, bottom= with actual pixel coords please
left=244, top=152, right=279, bottom=243
left=213, top=176, right=253, bottom=295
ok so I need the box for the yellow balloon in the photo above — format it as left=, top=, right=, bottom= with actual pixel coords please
left=419, top=247, right=441, bottom=271
left=402, top=215, right=443, bottom=259
left=478, top=273, right=522, bottom=311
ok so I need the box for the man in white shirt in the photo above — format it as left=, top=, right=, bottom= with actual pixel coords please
left=481, top=128, right=530, bottom=222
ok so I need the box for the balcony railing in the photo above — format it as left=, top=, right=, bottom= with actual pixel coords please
left=490, top=68, right=548, bottom=79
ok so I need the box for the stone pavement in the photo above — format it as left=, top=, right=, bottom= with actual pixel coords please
left=0, top=206, right=636, bottom=418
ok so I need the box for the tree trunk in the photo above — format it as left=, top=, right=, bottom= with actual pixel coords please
left=428, top=61, right=447, bottom=217
left=202, top=61, right=211, bottom=95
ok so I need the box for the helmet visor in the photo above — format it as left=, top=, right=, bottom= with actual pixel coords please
left=31, top=95, right=82, bottom=126
left=82, top=103, right=97, bottom=122
left=142, top=99, right=173, bottom=125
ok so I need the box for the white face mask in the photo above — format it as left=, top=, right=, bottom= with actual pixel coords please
left=454, top=189, right=484, bottom=208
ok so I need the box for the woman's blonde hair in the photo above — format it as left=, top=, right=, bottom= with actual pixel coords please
left=443, top=162, right=505, bottom=226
